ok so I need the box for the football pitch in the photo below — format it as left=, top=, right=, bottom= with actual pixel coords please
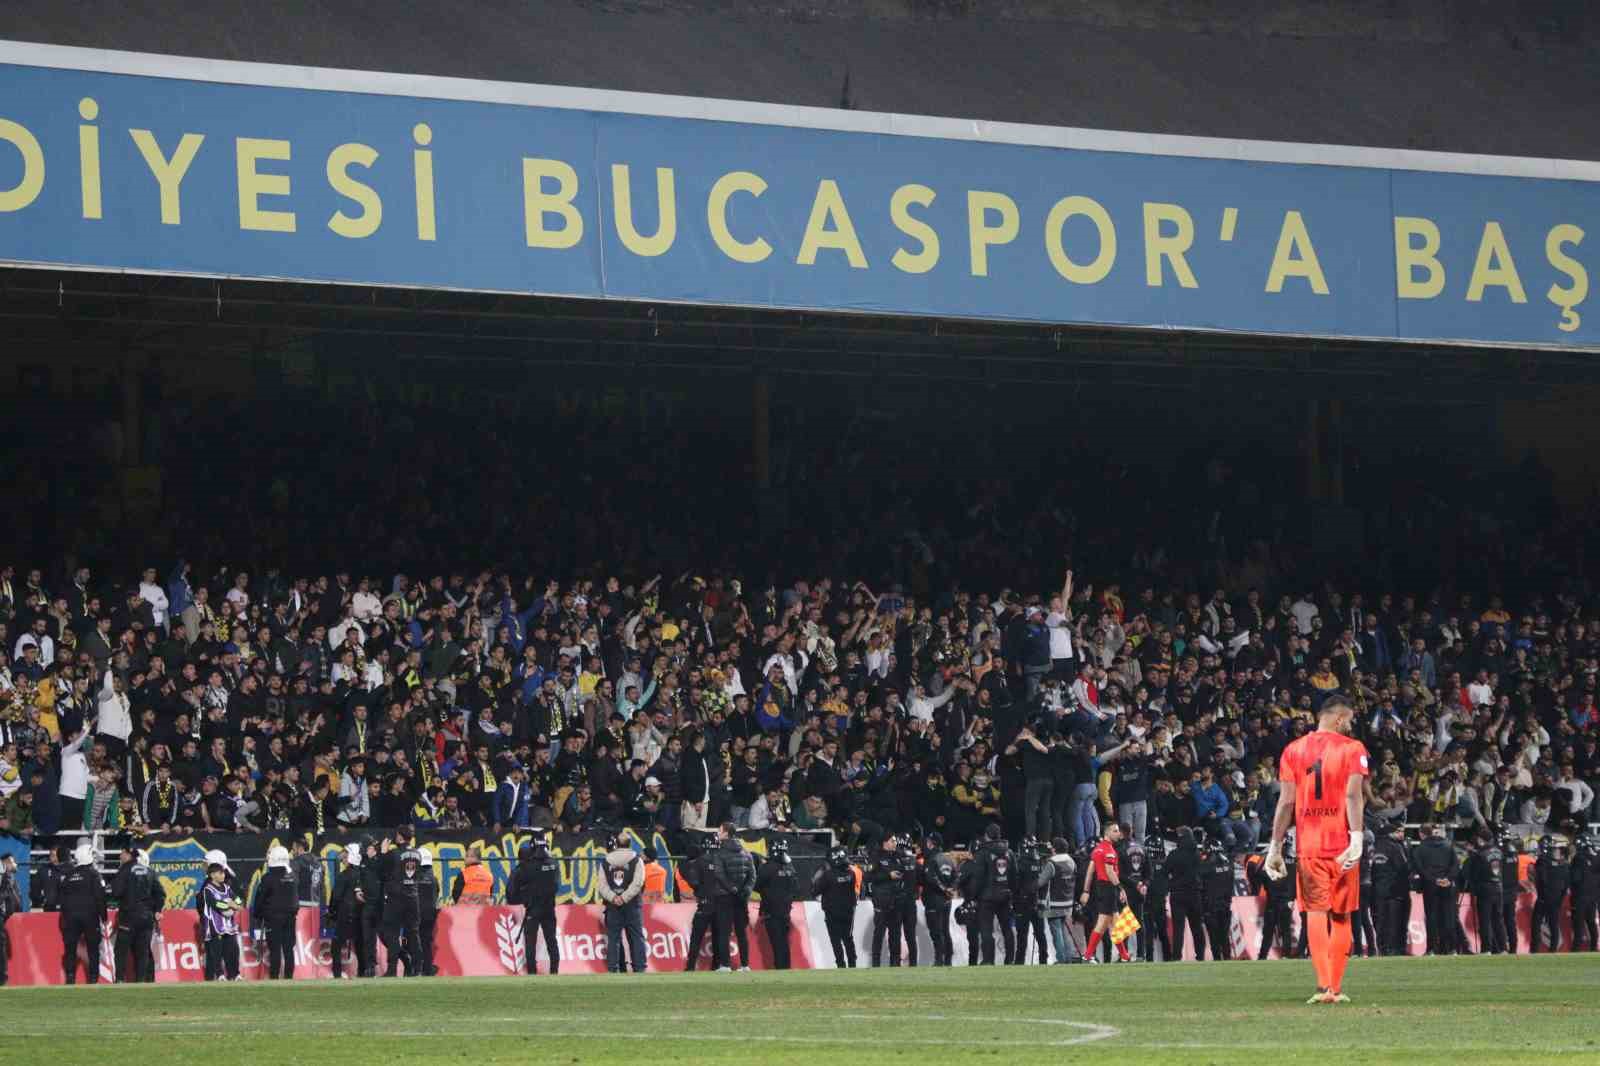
left=6, top=955, right=1597, bottom=1065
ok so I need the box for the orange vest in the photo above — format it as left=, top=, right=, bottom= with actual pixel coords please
left=642, top=862, right=668, bottom=902
left=458, top=861, right=493, bottom=904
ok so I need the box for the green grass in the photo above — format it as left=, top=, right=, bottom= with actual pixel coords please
left=6, top=956, right=1598, bottom=1065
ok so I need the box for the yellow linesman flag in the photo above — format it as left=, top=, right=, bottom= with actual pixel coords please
left=1109, top=905, right=1142, bottom=945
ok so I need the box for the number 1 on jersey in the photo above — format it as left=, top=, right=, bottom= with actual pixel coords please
left=1307, top=758, right=1323, bottom=800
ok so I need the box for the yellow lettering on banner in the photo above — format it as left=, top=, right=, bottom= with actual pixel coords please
left=797, top=179, right=868, bottom=268
left=1265, top=210, right=1329, bottom=294
left=235, top=137, right=296, bottom=233
left=967, top=190, right=1018, bottom=277
left=1143, top=202, right=1197, bottom=287
left=522, top=158, right=584, bottom=249
left=707, top=171, right=771, bottom=264
left=1545, top=223, right=1587, bottom=332
left=611, top=164, right=677, bottom=257
left=1466, top=222, right=1526, bottom=303
left=0, top=118, right=45, bottom=213
left=1394, top=216, right=1445, bottom=299
left=412, top=124, right=436, bottom=242
left=77, top=98, right=102, bottom=220
left=889, top=183, right=939, bottom=274
left=325, top=143, right=382, bottom=239
left=1045, top=195, right=1116, bottom=284
left=130, top=129, right=205, bottom=225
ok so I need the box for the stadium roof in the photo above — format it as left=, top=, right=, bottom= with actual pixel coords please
left=1, top=0, right=1596, bottom=160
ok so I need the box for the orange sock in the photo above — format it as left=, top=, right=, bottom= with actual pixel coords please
left=1305, top=911, right=1331, bottom=990
left=1327, top=914, right=1353, bottom=993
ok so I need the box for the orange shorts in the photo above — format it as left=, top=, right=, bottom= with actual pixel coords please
left=1296, top=857, right=1359, bottom=914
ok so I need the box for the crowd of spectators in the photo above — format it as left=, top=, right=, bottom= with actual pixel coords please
left=2, top=552, right=1596, bottom=861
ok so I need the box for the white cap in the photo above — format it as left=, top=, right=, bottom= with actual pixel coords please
left=204, top=848, right=233, bottom=874
left=266, top=845, right=291, bottom=869
left=72, top=842, right=95, bottom=867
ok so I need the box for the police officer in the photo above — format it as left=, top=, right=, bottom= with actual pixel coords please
left=61, top=842, right=107, bottom=985
left=329, top=843, right=366, bottom=979
left=1571, top=834, right=1599, bottom=952
left=1410, top=821, right=1459, bottom=955
left=1118, top=837, right=1148, bottom=963
left=510, top=834, right=560, bottom=974
left=1466, top=832, right=1508, bottom=955
left=973, top=823, right=1016, bottom=965
left=1165, top=827, right=1206, bottom=960
left=755, top=838, right=798, bottom=969
left=1251, top=832, right=1296, bottom=960
left=0, top=852, right=22, bottom=986
left=1044, top=837, right=1082, bottom=963
left=810, top=844, right=858, bottom=968
left=1199, top=838, right=1234, bottom=961
left=1140, top=836, right=1171, bottom=962
left=1370, top=821, right=1410, bottom=955
left=379, top=849, right=422, bottom=976
left=359, top=837, right=384, bottom=977
left=415, top=849, right=440, bottom=975
left=252, top=845, right=299, bottom=979
left=892, top=836, right=921, bottom=966
left=867, top=833, right=909, bottom=966
left=709, top=822, right=755, bottom=972
left=1530, top=835, right=1571, bottom=954
left=1351, top=830, right=1379, bottom=958
left=956, top=854, right=982, bottom=966
left=682, top=841, right=719, bottom=971
left=1503, top=835, right=1530, bottom=954
left=1014, top=836, right=1052, bottom=964
left=919, top=833, right=958, bottom=966
left=111, top=846, right=165, bottom=982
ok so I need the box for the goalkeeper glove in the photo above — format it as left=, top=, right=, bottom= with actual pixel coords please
left=1335, top=832, right=1363, bottom=870
left=1263, top=843, right=1288, bottom=880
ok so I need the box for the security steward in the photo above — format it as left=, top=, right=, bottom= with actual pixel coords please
left=252, top=845, right=300, bottom=979
left=810, top=844, right=859, bottom=968
left=61, top=842, right=107, bottom=985
left=597, top=831, right=647, bottom=973
left=754, top=838, right=799, bottom=969
left=919, top=833, right=958, bottom=967
left=510, top=834, right=560, bottom=974
left=110, top=846, right=166, bottom=982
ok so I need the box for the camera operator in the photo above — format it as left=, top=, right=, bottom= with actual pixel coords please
left=810, top=844, right=859, bottom=968
left=1141, top=835, right=1171, bottom=962
left=251, top=845, right=298, bottom=979
left=1043, top=837, right=1082, bottom=962
left=1166, top=827, right=1206, bottom=960
left=1466, top=830, right=1508, bottom=955
left=60, top=842, right=107, bottom=985
left=1370, top=822, right=1410, bottom=955
left=1013, top=835, right=1050, bottom=963
left=1410, top=821, right=1459, bottom=955
left=919, top=833, right=958, bottom=966
left=1199, top=835, right=1235, bottom=960
left=510, top=833, right=560, bottom=974
left=973, top=822, right=1017, bottom=964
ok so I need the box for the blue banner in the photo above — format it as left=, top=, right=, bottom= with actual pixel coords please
left=0, top=47, right=1597, bottom=348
